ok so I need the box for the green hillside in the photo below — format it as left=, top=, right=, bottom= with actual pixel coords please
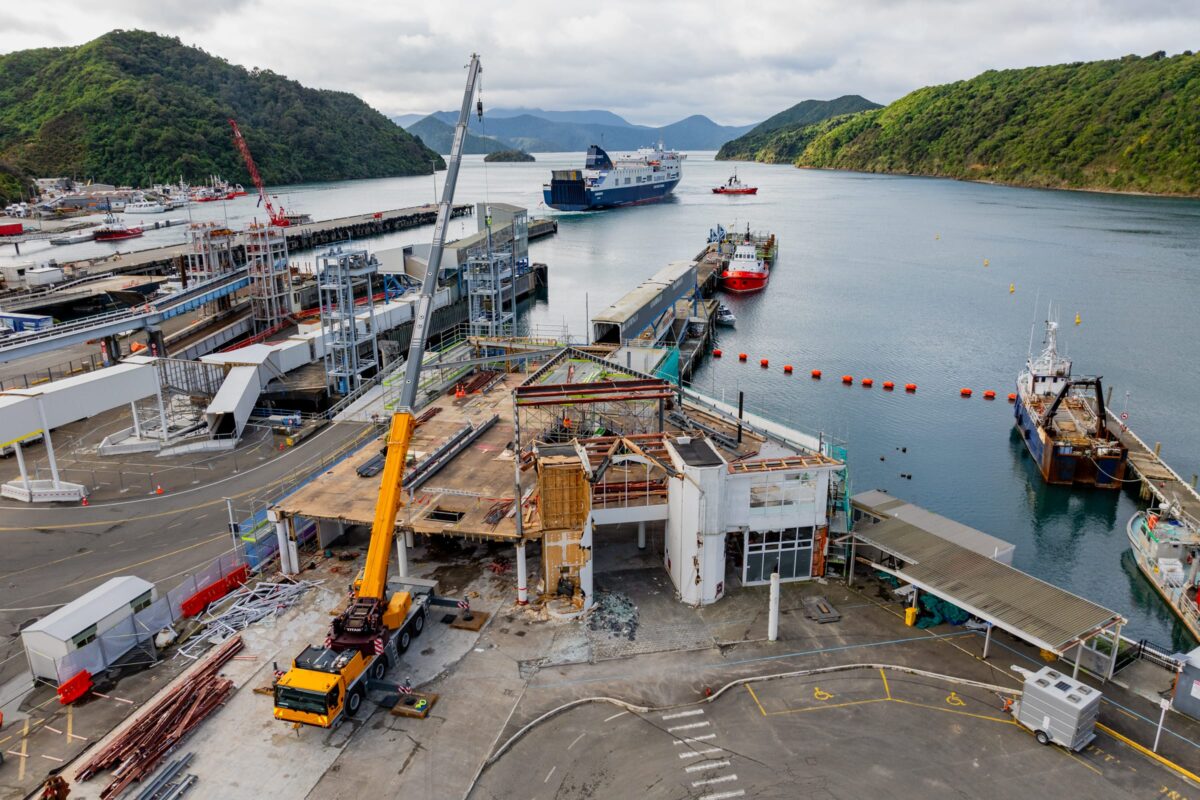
left=716, top=95, right=880, bottom=160
left=407, top=115, right=508, bottom=155
left=733, top=52, right=1200, bottom=195
left=0, top=30, right=443, bottom=188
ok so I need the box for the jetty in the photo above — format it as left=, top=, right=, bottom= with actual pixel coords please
left=1107, top=409, right=1200, bottom=524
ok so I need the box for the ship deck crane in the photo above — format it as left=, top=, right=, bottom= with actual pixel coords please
left=228, top=118, right=291, bottom=227
left=273, top=54, right=483, bottom=728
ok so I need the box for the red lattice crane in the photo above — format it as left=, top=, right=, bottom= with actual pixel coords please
left=228, top=118, right=290, bottom=227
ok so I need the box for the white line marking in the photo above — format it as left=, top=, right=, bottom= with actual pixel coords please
left=543, top=766, right=556, bottom=783
left=43, top=726, right=62, bottom=735
left=662, top=709, right=704, bottom=720
left=679, top=748, right=723, bottom=759
left=568, top=732, right=585, bottom=750
left=674, top=733, right=716, bottom=745
left=684, top=759, right=730, bottom=773
left=40, top=754, right=64, bottom=762
left=693, top=774, right=738, bottom=787
left=667, top=721, right=710, bottom=732
left=603, top=711, right=627, bottom=722
left=698, top=791, right=744, bottom=800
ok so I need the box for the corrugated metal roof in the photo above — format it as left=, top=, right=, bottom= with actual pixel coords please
left=853, top=490, right=1015, bottom=562
left=854, top=517, right=1123, bottom=652
left=25, top=576, right=154, bottom=640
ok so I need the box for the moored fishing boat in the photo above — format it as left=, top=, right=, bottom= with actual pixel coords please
left=719, top=240, right=768, bottom=293
left=1127, top=505, right=1200, bottom=640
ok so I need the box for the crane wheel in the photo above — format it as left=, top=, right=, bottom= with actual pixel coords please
left=346, top=687, right=364, bottom=717
left=371, top=657, right=387, bottom=681
left=412, top=610, right=426, bottom=637
left=398, top=629, right=412, bottom=654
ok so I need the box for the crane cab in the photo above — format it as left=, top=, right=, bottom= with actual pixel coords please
left=273, top=646, right=369, bottom=728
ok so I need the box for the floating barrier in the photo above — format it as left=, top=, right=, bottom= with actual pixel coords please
left=713, top=349, right=722, bottom=357
left=760, top=358, right=769, bottom=368
left=783, top=364, right=793, bottom=374
left=842, top=375, right=853, bottom=384
left=738, top=353, right=747, bottom=361
left=905, top=383, right=917, bottom=392
left=811, top=370, right=821, bottom=379
left=960, top=388, right=973, bottom=397
left=861, top=378, right=874, bottom=388
left=882, top=381, right=895, bottom=390
left=983, top=390, right=996, bottom=400
left=1008, top=393, right=1017, bottom=402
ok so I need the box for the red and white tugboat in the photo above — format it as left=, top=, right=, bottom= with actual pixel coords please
left=719, top=240, right=769, bottom=293
left=712, top=170, right=758, bottom=195
left=93, top=213, right=144, bottom=242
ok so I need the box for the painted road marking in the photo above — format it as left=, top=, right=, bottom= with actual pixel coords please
left=685, top=759, right=730, bottom=773
left=679, top=748, right=723, bottom=759
left=662, top=709, right=705, bottom=720
left=674, top=733, right=716, bottom=745
left=693, top=774, right=738, bottom=787
left=568, top=732, right=586, bottom=751
left=40, top=754, right=64, bottom=762
left=946, top=692, right=966, bottom=707
left=603, top=711, right=627, bottom=722
left=543, top=766, right=556, bottom=783
left=813, top=687, right=834, bottom=701
left=668, top=721, right=711, bottom=732
left=697, top=790, right=744, bottom=800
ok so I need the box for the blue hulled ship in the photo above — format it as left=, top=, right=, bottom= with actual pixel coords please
left=543, top=144, right=683, bottom=211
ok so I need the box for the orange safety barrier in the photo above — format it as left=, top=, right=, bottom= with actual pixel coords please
left=180, top=565, right=251, bottom=617
left=58, top=669, right=93, bottom=705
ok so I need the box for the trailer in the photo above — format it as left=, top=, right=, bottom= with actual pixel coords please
left=1010, top=665, right=1101, bottom=751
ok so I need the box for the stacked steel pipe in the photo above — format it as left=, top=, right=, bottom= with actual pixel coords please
left=76, top=635, right=243, bottom=799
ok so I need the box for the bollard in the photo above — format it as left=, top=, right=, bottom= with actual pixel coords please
left=768, top=570, right=780, bottom=642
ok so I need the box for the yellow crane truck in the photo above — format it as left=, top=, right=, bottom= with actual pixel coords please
left=272, top=53, right=484, bottom=729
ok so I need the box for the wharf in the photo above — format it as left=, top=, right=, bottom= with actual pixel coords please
left=528, top=217, right=557, bottom=241
left=1106, top=409, right=1200, bottom=524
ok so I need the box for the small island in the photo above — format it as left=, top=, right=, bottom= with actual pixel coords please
left=484, top=149, right=535, bottom=163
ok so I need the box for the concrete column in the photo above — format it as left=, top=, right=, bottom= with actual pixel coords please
left=982, top=623, right=993, bottom=659
left=637, top=520, right=646, bottom=550
left=768, top=570, right=780, bottom=642
left=37, top=399, right=61, bottom=489
left=405, top=530, right=414, bottom=549
left=271, top=510, right=295, bottom=575
left=1073, top=642, right=1083, bottom=679
left=130, top=401, right=143, bottom=439
left=516, top=541, right=528, bottom=605
left=286, top=520, right=301, bottom=577
left=13, top=440, right=31, bottom=492
left=847, top=537, right=856, bottom=586
left=396, top=533, right=409, bottom=578
left=1106, top=623, right=1123, bottom=682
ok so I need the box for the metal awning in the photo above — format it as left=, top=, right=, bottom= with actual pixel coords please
left=853, top=517, right=1125, bottom=655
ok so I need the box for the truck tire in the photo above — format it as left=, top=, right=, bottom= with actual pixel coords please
left=1034, top=730, right=1050, bottom=746
left=346, top=686, right=364, bottom=718
left=412, top=609, right=426, bottom=637
left=398, top=628, right=412, bottom=654
left=371, top=656, right=387, bottom=681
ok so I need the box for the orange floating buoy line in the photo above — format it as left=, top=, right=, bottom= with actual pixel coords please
left=1007, top=393, right=1017, bottom=402
left=960, top=388, right=973, bottom=398
left=811, top=369, right=822, bottom=379
left=738, top=353, right=747, bottom=361
left=760, top=358, right=769, bottom=368
left=983, top=390, right=996, bottom=400
left=905, top=383, right=917, bottom=392
left=882, top=381, right=895, bottom=391
left=861, top=378, right=874, bottom=388
left=783, top=364, right=793, bottom=374
left=712, top=349, right=722, bottom=357
left=842, top=375, right=853, bottom=384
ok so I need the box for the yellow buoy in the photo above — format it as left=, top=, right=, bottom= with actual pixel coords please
left=1009, top=283, right=1015, bottom=294
left=934, top=233, right=940, bottom=240
left=1075, top=312, right=1081, bottom=325
left=983, top=258, right=989, bottom=267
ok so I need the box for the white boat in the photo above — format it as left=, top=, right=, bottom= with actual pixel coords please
left=1127, top=505, right=1200, bottom=641
left=715, top=304, right=736, bottom=326
left=49, top=230, right=95, bottom=245
left=123, top=200, right=166, bottom=214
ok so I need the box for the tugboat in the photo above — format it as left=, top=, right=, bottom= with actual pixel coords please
left=93, top=213, right=144, bottom=242
left=712, top=170, right=758, bottom=195
left=715, top=304, right=736, bottom=326
left=1013, top=317, right=1127, bottom=488
left=719, top=240, right=769, bottom=293
left=1127, top=504, right=1200, bottom=640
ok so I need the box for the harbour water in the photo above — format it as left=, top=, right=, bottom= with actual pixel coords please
left=8, top=154, right=1200, bottom=648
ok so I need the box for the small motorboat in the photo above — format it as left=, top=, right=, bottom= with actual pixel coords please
left=712, top=171, right=758, bottom=195
left=715, top=304, right=736, bottom=326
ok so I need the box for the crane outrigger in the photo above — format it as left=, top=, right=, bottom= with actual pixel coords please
left=272, top=54, right=483, bottom=728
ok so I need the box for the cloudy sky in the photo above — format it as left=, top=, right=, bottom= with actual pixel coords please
left=3, top=1, right=1197, bottom=125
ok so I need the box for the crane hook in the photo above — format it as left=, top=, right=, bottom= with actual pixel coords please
left=476, top=99, right=484, bottom=122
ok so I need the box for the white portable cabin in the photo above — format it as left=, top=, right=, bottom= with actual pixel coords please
left=21, top=576, right=156, bottom=682
left=1013, top=665, right=1101, bottom=751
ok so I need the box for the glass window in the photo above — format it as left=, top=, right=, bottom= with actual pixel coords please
left=71, top=624, right=98, bottom=648
left=745, top=553, right=764, bottom=584
left=130, top=590, right=153, bottom=613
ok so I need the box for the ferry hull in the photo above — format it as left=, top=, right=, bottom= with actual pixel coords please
left=1014, top=393, right=1126, bottom=488
left=543, top=178, right=680, bottom=211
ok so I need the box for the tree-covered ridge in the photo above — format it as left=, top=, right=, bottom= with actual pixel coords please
left=726, top=52, right=1200, bottom=196
left=716, top=95, right=880, bottom=160
left=0, top=29, right=443, bottom=188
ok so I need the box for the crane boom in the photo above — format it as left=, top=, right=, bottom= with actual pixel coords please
left=228, top=118, right=289, bottom=227
left=396, top=53, right=483, bottom=412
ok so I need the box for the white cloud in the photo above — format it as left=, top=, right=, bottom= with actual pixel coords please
left=1, top=0, right=1197, bottom=125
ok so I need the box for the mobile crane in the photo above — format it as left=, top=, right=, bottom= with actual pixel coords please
left=272, top=54, right=484, bottom=729
left=229, top=118, right=292, bottom=227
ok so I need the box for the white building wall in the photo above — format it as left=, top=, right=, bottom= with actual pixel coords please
left=665, top=463, right=726, bottom=606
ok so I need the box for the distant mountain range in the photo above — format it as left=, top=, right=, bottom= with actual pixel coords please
left=393, top=107, right=755, bottom=154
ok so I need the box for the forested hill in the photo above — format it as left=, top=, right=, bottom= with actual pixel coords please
left=721, top=52, right=1200, bottom=196
left=0, top=30, right=442, bottom=188
left=716, top=95, right=880, bottom=160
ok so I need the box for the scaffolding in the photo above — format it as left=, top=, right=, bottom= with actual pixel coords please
left=244, top=223, right=290, bottom=332
left=184, top=222, right=238, bottom=283
left=318, top=245, right=380, bottom=396
left=466, top=248, right=516, bottom=338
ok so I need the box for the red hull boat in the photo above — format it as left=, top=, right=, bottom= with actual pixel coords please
left=712, top=171, right=758, bottom=195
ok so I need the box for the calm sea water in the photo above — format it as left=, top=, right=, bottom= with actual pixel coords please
left=9, top=154, right=1199, bottom=648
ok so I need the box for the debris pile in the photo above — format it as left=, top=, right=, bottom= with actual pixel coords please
left=177, top=579, right=318, bottom=659
left=586, top=591, right=639, bottom=641
left=77, top=636, right=243, bottom=799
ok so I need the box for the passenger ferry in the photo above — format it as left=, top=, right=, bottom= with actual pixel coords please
left=543, top=143, right=683, bottom=211
left=1127, top=505, right=1200, bottom=640
left=1013, top=318, right=1127, bottom=488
